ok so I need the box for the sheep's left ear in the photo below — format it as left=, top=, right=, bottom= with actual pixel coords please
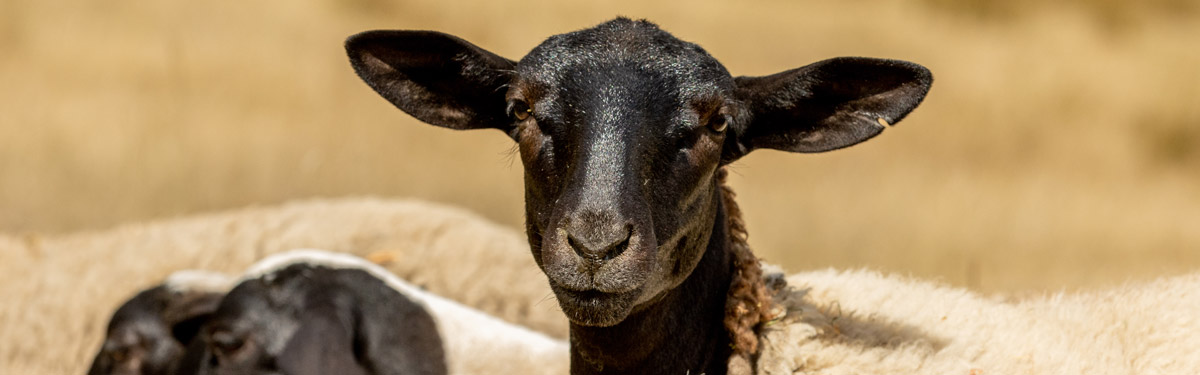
left=163, top=291, right=225, bottom=345
left=724, top=57, right=932, bottom=161
left=277, top=307, right=370, bottom=375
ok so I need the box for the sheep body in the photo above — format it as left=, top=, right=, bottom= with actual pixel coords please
left=754, top=268, right=1200, bottom=375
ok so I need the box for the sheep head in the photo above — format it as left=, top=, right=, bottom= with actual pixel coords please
left=345, top=18, right=932, bottom=330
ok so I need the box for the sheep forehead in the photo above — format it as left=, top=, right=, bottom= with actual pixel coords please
left=164, top=270, right=234, bottom=294
left=517, top=18, right=732, bottom=99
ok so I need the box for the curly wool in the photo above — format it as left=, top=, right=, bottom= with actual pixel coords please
left=718, top=167, right=776, bottom=373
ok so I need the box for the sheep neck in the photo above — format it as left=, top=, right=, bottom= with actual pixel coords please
left=568, top=189, right=735, bottom=375
left=718, top=166, right=775, bottom=367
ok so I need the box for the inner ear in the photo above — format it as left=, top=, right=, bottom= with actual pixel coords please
left=346, top=30, right=517, bottom=135
left=728, top=57, right=932, bottom=160
left=171, top=313, right=214, bottom=346
left=164, top=292, right=225, bottom=345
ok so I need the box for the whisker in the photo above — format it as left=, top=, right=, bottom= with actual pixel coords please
left=535, top=292, right=558, bottom=307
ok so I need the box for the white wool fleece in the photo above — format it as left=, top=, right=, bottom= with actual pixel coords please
left=752, top=268, right=1200, bottom=375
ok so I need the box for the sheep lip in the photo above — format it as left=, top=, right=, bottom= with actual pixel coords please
left=548, top=274, right=644, bottom=294
left=560, top=288, right=609, bottom=300
left=554, top=284, right=637, bottom=299
left=551, top=285, right=641, bottom=327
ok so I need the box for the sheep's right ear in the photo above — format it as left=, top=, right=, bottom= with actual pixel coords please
left=346, top=30, right=517, bottom=136
left=277, top=307, right=370, bottom=375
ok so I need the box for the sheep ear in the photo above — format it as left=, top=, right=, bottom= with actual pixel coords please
left=725, top=57, right=932, bottom=161
left=163, top=291, right=225, bottom=345
left=346, top=30, right=517, bottom=136
left=277, top=307, right=370, bottom=375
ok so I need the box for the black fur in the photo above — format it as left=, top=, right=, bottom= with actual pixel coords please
left=347, top=17, right=932, bottom=374
left=177, top=264, right=447, bottom=375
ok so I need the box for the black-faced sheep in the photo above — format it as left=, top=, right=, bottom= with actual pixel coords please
left=88, top=271, right=233, bottom=375
left=346, top=17, right=931, bottom=374
left=179, top=249, right=568, bottom=375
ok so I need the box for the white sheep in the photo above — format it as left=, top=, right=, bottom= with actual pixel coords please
left=0, top=198, right=565, bottom=374
left=181, top=249, right=567, bottom=375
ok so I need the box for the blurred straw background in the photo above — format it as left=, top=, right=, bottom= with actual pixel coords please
left=1, top=0, right=1198, bottom=293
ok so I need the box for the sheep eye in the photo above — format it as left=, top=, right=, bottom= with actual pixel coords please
left=507, top=99, right=532, bottom=121
left=707, top=113, right=730, bottom=133
left=210, top=330, right=245, bottom=356
left=110, top=347, right=130, bottom=363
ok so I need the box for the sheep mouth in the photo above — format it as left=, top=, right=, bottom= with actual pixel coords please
left=551, top=285, right=641, bottom=327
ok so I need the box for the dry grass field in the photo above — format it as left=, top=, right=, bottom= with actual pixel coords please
left=2, top=0, right=1198, bottom=294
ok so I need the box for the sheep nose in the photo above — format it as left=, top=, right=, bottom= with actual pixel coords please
left=565, top=211, right=633, bottom=262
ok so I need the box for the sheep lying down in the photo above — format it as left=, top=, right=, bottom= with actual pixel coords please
left=91, top=249, right=568, bottom=375
left=88, top=271, right=233, bottom=375
left=754, top=267, right=1200, bottom=375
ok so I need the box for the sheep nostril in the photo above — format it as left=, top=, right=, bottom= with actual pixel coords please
left=567, top=225, right=632, bottom=262
left=604, top=231, right=631, bottom=261
left=567, top=235, right=584, bottom=257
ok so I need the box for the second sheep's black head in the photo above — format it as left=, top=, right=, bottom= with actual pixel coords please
left=89, top=272, right=230, bottom=375
left=178, top=263, right=447, bottom=375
